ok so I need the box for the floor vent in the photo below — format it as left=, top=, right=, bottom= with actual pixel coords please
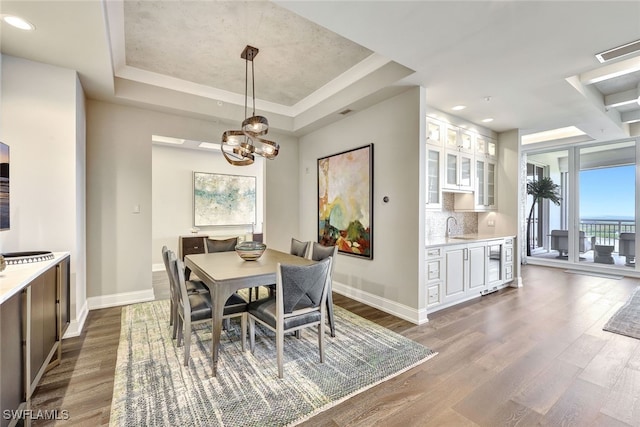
left=596, top=39, right=640, bottom=63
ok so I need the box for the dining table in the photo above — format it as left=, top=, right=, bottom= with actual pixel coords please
left=184, top=248, right=316, bottom=377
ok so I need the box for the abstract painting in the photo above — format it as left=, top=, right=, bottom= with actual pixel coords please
left=0, top=142, right=9, bottom=231
left=193, top=172, right=256, bottom=227
left=318, top=144, right=373, bottom=259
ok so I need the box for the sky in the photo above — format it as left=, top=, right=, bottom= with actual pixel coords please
left=580, top=165, right=635, bottom=219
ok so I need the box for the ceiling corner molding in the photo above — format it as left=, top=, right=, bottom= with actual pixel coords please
left=104, top=0, right=126, bottom=73
left=290, top=53, right=408, bottom=115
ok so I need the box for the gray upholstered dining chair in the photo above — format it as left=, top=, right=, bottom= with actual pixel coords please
left=308, top=242, right=338, bottom=337
left=162, top=245, right=208, bottom=335
left=167, top=250, right=248, bottom=366
left=206, top=236, right=238, bottom=253
left=290, top=237, right=311, bottom=258
left=261, top=237, right=312, bottom=300
left=247, top=257, right=332, bottom=378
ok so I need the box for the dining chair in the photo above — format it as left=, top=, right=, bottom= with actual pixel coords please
left=205, top=237, right=240, bottom=328
left=168, top=251, right=248, bottom=366
left=161, top=246, right=208, bottom=335
left=262, top=238, right=311, bottom=300
left=308, top=242, right=338, bottom=337
left=206, top=237, right=238, bottom=253
left=290, top=237, right=311, bottom=258
left=247, top=257, right=332, bottom=378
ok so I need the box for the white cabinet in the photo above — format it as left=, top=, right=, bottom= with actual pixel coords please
left=426, top=119, right=444, bottom=146
left=445, top=126, right=474, bottom=154
left=425, top=247, right=443, bottom=307
left=444, top=244, right=466, bottom=303
left=443, top=242, right=487, bottom=304
left=468, top=242, right=488, bottom=292
left=476, top=157, right=497, bottom=209
left=444, top=150, right=473, bottom=192
left=425, top=146, right=442, bottom=209
left=475, top=134, right=497, bottom=158
left=427, top=237, right=515, bottom=312
left=443, top=123, right=474, bottom=192
left=503, top=237, right=514, bottom=283
left=454, top=155, right=497, bottom=211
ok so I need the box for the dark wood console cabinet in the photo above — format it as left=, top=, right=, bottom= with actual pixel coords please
left=0, top=253, right=70, bottom=427
left=179, top=236, right=207, bottom=260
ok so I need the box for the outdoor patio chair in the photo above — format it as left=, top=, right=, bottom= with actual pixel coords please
left=619, top=233, right=635, bottom=266
left=550, top=230, right=594, bottom=258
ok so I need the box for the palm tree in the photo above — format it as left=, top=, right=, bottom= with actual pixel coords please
left=527, top=177, right=561, bottom=256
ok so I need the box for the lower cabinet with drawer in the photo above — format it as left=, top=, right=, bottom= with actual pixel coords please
left=426, top=236, right=515, bottom=313
left=504, top=237, right=514, bottom=282
left=179, top=236, right=207, bottom=260
left=425, top=247, right=443, bottom=308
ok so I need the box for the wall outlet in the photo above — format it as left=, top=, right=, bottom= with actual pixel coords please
left=487, top=219, right=495, bottom=227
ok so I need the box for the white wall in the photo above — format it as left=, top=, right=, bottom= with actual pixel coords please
left=151, top=144, right=264, bottom=268
left=0, top=55, right=87, bottom=333
left=86, top=100, right=299, bottom=305
left=298, top=87, right=423, bottom=320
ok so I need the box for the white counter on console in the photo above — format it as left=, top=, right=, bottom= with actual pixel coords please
left=426, top=234, right=515, bottom=248
left=0, top=252, right=70, bottom=427
left=0, top=252, right=70, bottom=304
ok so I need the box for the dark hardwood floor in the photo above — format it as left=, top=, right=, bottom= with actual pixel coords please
left=30, top=265, right=640, bottom=426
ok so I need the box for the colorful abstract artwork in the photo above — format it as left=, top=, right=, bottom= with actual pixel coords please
left=193, top=172, right=256, bottom=227
left=0, top=142, right=9, bottom=231
left=318, top=144, right=373, bottom=259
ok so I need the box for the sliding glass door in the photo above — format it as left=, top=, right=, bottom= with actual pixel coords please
left=579, top=141, right=636, bottom=268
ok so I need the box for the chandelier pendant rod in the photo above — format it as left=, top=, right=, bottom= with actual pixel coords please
left=244, top=53, right=249, bottom=122
left=251, top=58, right=256, bottom=117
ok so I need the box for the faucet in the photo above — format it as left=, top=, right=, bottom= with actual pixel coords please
left=446, top=216, right=457, bottom=237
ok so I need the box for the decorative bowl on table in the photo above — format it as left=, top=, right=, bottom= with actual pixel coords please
left=235, top=241, right=267, bottom=261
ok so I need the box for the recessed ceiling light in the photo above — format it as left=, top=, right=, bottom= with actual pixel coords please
left=521, top=126, right=586, bottom=145
left=451, top=105, right=466, bottom=111
left=1, top=15, right=35, bottom=31
left=151, top=135, right=185, bottom=145
left=482, top=118, right=494, bottom=123
left=199, top=142, right=221, bottom=150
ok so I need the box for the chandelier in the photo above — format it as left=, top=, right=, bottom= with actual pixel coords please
left=221, top=45, right=279, bottom=166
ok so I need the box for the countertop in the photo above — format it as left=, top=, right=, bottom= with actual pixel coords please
left=426, top=234, right=515, bottom=248
left=0, top=252, right=70, bottom=304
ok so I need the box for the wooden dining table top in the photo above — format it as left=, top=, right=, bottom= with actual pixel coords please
left=185, top=248, right=315, bottom=285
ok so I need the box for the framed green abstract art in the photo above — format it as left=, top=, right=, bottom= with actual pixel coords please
left=318, top=144, right=373, bottom=259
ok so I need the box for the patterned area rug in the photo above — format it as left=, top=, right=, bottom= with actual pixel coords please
left=603, top=287, right=640, bottom=339
left=109, top=300, right=436, bottom=426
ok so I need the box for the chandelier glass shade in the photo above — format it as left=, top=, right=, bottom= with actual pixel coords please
left=221, top=45, right=279, bottom=166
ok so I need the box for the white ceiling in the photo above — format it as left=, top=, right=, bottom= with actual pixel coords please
left=2, top=0, right=640, bottom=142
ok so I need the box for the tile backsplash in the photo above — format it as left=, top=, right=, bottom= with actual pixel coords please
left=425, top=193, right=478, bottom=239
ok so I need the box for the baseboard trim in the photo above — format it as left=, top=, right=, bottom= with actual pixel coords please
left=63, top=299, right=88, bottom=338
left=87, top=289, right=155, bottom=311
left=152, top=263, right=165, bottom=272
left=332, top=281, right=425, bottom=325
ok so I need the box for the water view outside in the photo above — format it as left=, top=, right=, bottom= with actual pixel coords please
left=580, top=165, right=635, bottom=248
left=0, top=142, right=8, bottom=230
